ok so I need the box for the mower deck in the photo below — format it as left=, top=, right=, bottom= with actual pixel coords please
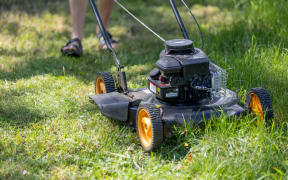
left=89, top=88, right=246, bottom=137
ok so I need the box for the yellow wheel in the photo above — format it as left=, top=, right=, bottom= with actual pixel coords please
left=95, top=72, right=115, bottom=95
left=136, top=104, right=163, bottom=152
left=246, top=87, right=273, bottom=124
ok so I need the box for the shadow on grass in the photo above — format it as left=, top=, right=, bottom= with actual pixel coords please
left=0, top=88, right=46, bottom=127
left=157, top=138, right=192, bottom=161
left=0, top=48, right=26, bottom=57
left=0, top=104, right=45, bottom=127
left=0, top=53, right=113, bottom=83
left=0, top=0, right=69, bottom=16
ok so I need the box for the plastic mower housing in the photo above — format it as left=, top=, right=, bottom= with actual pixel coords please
left=149, top=39, right=212, bottom=103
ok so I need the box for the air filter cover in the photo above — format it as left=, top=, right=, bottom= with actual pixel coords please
left=165, top=39, right=194, bottom=54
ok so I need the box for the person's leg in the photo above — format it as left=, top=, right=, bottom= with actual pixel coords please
left=62, top=0, right=116, bottom=55
left=97, top=0, right=114, bottom=33
left=97, top=0, right=117, bottom=48
left=61, top=0, right=88, bottom=56
left=70, top=0, right=89, bottom=40
left=70, top=0, right=114, bottom=37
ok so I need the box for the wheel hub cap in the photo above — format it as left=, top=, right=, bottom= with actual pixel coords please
left=138, top=109, right=152, bottom=148
left=96, top=77, right=107, bottom=94
left=249, top=93, right=264, bottom=122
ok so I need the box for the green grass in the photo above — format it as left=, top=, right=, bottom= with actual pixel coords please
left=0, top=0, right=288, bottom=179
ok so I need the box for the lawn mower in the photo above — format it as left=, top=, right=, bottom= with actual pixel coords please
left=88, top=0, right=274, bottom=152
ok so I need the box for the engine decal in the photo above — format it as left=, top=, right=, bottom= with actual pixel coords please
left=149, top=82, right=157, bottom=94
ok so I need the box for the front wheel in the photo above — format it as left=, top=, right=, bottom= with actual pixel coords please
left=245, top=87, right=273, bottom=124
left=95, top=72, right=115, bottom=94
left=136, top=104, right=163, bottom=152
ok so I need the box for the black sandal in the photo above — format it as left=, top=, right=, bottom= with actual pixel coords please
left=61, top=38, right=83, bottom=57
left=97, top=32, right=118, bottom=49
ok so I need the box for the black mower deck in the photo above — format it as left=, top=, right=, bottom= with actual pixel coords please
left=89, top=88, right=246, bottom=137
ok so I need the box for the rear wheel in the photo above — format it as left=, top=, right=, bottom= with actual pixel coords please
left=245, top=87, right=273, bottom=124
left=136, top=104, right=163, bottom=152
left=95, top=72, right=115, bottom=94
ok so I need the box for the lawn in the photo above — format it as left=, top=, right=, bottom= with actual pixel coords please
left=0, top=0, right=288, bottom=179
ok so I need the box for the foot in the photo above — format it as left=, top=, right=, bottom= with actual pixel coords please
left=97, top=32, right=118, bottom=49
left=61, top=38, right=83, bottom=57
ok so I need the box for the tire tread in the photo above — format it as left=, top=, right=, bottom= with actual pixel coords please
left=246, top=87, right=274, bottom=121
left=95, top=72, right=115, bottom=94
left=137, top=103, right=163, bottom=152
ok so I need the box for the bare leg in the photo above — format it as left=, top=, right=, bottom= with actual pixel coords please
left=62, top=0, right=115, bottom=55
left=97, top=0, right=115, bottom=33
left=97, top=0, right=116, bottom=48
left=70, top=0, right=89, bottom=40
left=68, top=0, right=115, bottom=50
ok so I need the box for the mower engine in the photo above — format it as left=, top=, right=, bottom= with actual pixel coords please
left=148, top=39, right=226, bottom=104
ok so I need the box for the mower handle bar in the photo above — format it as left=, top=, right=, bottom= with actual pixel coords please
left=89, top=0, right=121, bottom=67
left=169, top=0, right=190, bottom=39
left=89, top=0, right=190, bottom=56
left=89, top=0, right=191, bottom=93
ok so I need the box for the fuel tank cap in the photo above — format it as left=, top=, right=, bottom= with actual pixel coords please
left=165, top=39, right=194, bottom=54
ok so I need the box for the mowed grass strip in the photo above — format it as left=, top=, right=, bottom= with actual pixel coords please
left=0, top=0, right=288, bottom=179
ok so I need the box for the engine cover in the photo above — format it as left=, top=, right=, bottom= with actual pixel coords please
left=149, top=39, right=212, bottom=104
left=157, top=39, right=210, bottom=79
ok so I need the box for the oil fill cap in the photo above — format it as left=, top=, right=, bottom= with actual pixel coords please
left=165, top=39, right=194, bottom=54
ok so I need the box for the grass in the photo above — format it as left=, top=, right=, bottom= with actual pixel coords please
left=0, top=0, right=288, bottom=179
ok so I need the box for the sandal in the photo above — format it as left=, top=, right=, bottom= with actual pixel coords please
left=61, top=38, right=83, bottom=57
left=97, top=31, right=118, bottom=49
